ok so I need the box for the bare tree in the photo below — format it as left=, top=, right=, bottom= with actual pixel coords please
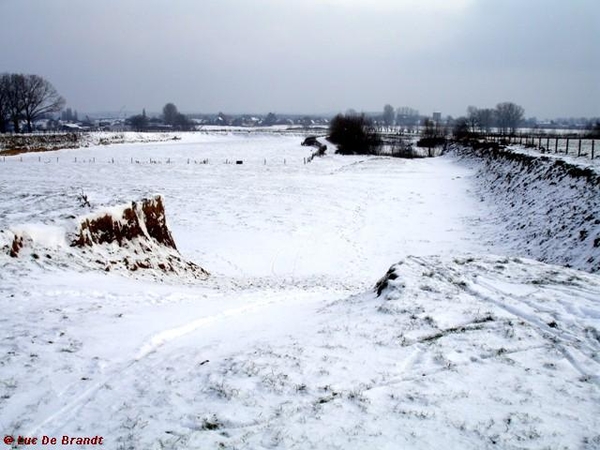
left=383, top=104, right=395, bottom=127
left=5, top=74, right=27, bottom=133
left=162, top=103, right=179, bottom=126
left=21, top=75, right=65, bottom=132
left=418, top=118, right=447, bottom=156
left=466, top=106, right=495, bottom=134
left=0, top=74, right=9, bottom=133
left=396, top=106, right=419, bottom=127
left=128, top=111, right=148, bottom=131
left=174, top=112, right=192, bottom=131
left=452, top=116, right=471, bottom=140
left=0, top=74, right=65, bottom=133
left=264, top=112, right=277, bottom=126
left=495, top=102, right=524, bottom=135
left=466, top=106, right=479, bottom=133
left=476, top=108, right=495, bottom=133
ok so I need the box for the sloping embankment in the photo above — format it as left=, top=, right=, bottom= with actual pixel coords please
left=0, top=132, right=180, bottom=155
left=454, top=143, right=600, bottom=273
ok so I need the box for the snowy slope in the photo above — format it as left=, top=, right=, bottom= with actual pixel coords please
left=1, top=133, right=599, bottom=449
left=453, top=143, right=600, bottom=272
left=1, top=256, right=598, bottom=449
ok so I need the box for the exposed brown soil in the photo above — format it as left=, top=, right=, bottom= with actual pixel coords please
left=9, top=235, right=23, bottom=258
left=73, top=196, right=177, bottom=250
left=70, top=195, right=209, bottom=278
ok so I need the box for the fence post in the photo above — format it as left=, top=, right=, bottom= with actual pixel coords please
left=546, top=137, right=550, bottom=151
left=555, top=138, right=558, bottom=153
left=565, top=138, right=569, bottom=155
left=578, top=139, right=582, bottom=157
left=538, top=136, right=542, bottom=150
left=592, top=140, right=595, bottom=160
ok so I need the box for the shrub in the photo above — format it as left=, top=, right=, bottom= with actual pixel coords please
left=328, top=114, right=381, bottom=155
left=417, top=118, right=447, bottom=149
left=452, top=117, right=473, bottom=141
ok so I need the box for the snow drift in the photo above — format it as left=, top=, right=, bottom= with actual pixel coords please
left=454, top=143, right=600, bottom=273
left=3, top=195, right=208, bottom=280
left=4, top=254, right=598, bottom=449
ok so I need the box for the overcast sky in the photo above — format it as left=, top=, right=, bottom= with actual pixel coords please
left=1, top=0, right=598, bottom=118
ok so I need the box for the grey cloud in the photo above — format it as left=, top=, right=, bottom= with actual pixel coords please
left=0, top=0, right=597, bottom=118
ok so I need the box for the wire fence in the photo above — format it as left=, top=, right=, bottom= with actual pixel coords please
left=0, top=155, right=302, bottom=166
left=481, top=134, right=596, bottom=160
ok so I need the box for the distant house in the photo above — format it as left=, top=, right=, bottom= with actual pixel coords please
left=61, top=123, right=85, bottom=132
left=107, top=120, right=130, bottom=132
left=33, top=119, right=52, bottom=131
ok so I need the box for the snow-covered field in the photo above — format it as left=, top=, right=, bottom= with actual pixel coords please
left=1, top=133, right=599, bottom=449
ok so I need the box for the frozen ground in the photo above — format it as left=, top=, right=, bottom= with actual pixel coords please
left=452, top=143, right=600, bottom=273
left=0, top=132, right=497, bottom=284
left=0, top=133, right=599, bottom=449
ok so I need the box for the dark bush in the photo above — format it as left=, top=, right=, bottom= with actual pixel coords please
left=417, top=118, right=447, bottom=149
left=416, top=137, right=447, bottom=148
left=301, top=136, right=318, bottom=146
left=452, top=117, right=473, bottom=141
left=328, top=114, right=381, bottom=155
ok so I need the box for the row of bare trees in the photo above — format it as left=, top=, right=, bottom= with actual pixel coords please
left=461, top=102, right=525, bottom=136
left=377, top=102, right=525, bottom=136
left=0, top=73, right=65, bottom=133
